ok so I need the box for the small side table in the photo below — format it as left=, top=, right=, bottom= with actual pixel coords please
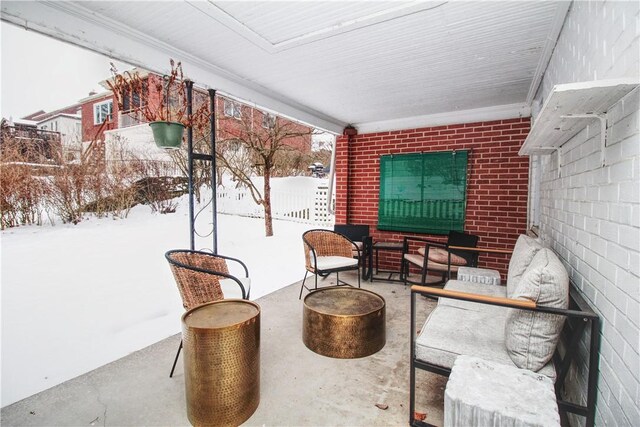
left=444, top=355, right=560, bottom=427
left=182, top=299, right=260, bottom=427
left=370, top=241, right=405, bottom=282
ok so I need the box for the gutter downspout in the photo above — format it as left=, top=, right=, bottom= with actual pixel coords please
left=327, top=126, right=357, bottom=219
left=327, top=138, right=338, bottom=215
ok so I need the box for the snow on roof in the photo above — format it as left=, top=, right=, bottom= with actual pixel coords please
left=37, top=113, right=81, bottom=123
left=77, top=91, right=113, bottom=104
left=13, top=118, right=38, bottom=126
left=99, top=67, right=151, bottom=90
left=21, top=110, right=46, bottom=121
left=27, top=103, right=83, bottom=122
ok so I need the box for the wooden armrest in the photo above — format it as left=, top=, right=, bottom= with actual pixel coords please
left=448, top=245, right=513, bottom=255
left=411, top=286, right=536, bottom=309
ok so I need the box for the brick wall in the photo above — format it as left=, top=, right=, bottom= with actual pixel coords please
left=533, top=1, right=639, bottom=425
left=335, top=117, right=531, bottom=278
left=80, top=93, right=118, bottom=143
left=216, top=95, right=312, bottom=154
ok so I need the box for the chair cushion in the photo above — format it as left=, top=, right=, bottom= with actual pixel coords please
left=440, top=279, right=507, bottom=312
left=315, top=256, right=359, bottom=271
left=505, top=248, right=569, bottom=372
left=506, top=235, right=543, bottom=297
left=404, top=254, right=461, bottom=273
left=415, top=305, right=556, bottom=381
left=417, top=246, right=467, bottom=266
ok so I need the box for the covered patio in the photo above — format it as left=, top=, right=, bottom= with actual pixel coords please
left=1, top=1, right=638, bottom=426
left=2, top=276, right=445, bottom=426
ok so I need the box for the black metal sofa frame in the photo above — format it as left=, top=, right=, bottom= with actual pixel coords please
left=409, top=282, right=601, bottom=427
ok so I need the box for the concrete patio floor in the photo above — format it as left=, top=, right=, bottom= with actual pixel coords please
left=1, top=273, right=445, bottom=426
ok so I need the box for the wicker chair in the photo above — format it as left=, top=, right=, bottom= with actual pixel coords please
left=300, top=229, right=361, bottom=299
left=402, top=230, right=479, bottom=287
left=165, top=249, right=250, bottom=377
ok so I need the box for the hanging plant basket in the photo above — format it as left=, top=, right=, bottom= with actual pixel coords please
left=149, top=121, right=185, bottom=149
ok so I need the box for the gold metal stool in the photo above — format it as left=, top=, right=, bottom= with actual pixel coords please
left=303, top=286, right=385, bottom=358
left=182, top=299, right=260, bottom=426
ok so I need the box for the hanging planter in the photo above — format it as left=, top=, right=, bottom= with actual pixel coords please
left=149, top=121, right=185, bottom=149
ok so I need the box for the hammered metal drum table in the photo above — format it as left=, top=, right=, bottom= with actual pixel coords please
left=303, top=286, right=385, bottom=358
left=182, top=299, right=260, bottom=427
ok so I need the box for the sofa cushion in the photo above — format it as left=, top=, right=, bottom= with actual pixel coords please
left=416, top=305, right=556, bottom=380
left=505, top=248, right=569, bottom=372
left=506, top=235, right=543, bottom=297
left=440, top=280, right=507, bottom=312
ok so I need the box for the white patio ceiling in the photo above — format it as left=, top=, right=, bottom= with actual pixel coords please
left=1, top=1, right=569, bottom=134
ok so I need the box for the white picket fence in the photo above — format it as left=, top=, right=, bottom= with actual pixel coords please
left=216, top=177, right=334, bottom=226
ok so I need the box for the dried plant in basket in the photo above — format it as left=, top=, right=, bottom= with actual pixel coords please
left=107, top=60, right=210, bottom=148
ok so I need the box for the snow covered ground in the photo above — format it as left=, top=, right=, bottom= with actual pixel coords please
left=1, top=194, right=326, bottom=407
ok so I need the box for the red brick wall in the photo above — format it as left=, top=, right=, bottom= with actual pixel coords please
left=81, top=94, right=118, bottom=143
left=335, top=117, right=531, bottom=278
left=215, top=96, right=312, bottom=153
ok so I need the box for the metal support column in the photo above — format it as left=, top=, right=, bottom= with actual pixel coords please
left=186, top=80, right=195, bottom=250
left=208, top=89, right=218, bottom=254
left=186, top=81, right=218, bottom=253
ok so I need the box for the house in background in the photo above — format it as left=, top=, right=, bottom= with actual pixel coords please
left=77, top=68, right=314, bottom=164
left=0, top=117, right=61, bottom=163
left=1, top=103, right=82, bottom=163
left=33, top=108, right=82, bottom=162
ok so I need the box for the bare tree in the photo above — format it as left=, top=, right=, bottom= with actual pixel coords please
left=217, top=106, right=313, bottom=236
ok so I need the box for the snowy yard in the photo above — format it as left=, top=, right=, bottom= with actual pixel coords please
left=1, top=195, right=323, bottom=407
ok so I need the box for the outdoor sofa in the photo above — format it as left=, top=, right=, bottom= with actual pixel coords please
left=409, top=234, right=600, bottom=427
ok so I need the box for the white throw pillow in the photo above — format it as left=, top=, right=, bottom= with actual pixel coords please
left=505, top=248, right=569, bottom=372
left=506, top=235, right=543, bottom=297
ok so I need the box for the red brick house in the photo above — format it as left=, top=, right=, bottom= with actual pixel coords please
left=78, top=69, right=312, bottom=159
left=78, top=91, right=118, bottom=144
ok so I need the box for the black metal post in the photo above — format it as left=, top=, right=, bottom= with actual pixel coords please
left=185, top=81, right=217, bottom=253
left=409, top=290, right=416, bottom=426
left=186, top=80, right=195, bottom=250
left=208, top=89, right=218, bottom=254
left=586, top=318, right=601, bottom=427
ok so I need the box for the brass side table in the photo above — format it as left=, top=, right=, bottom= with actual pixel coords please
left=303, top=286, right=385, bottom=358
left=182, top=299, right=260, bottom=426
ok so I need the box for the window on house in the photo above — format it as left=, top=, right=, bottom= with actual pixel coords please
left=262, top=113, right=276, bottom=128
left=93, top=100, right=113, bottom=124
left=223, top=99, right=241, bottom=119
left=378, top=150, right=469, bottom=234
left=122, top=87, right=143, bottom=112
left=132, top=88, right=141, bottom=109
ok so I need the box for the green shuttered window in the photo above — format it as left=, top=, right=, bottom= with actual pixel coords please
left=378, top=150, right=469, bottom=234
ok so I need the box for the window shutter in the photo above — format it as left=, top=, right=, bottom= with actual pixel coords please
left=378, top=150, right=468, bottom=234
